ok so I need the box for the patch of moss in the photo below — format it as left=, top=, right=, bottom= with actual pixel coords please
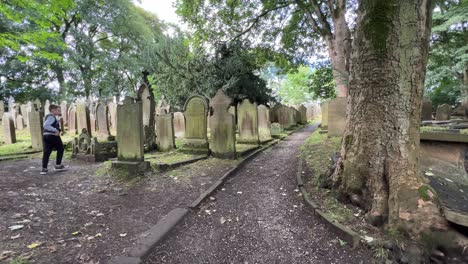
left=420, top=230, right=457, bottom=254
left=95, top=161, right=112, bottom=177
left=417, top=185, right=438, bottom=202
left=420, top=126, right=450, bottom=133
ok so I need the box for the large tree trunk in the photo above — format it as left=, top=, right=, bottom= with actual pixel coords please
left=332, top=0, right=447, bottom=234
left=327, top=8, right=351, bottom=98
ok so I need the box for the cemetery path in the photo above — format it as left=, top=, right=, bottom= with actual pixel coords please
left=145, top=124, right=373, bottom=264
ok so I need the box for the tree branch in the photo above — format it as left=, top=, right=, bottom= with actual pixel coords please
left=295, top=0, right=328, bottom=37
left=307, top=0, right=332, bottom=36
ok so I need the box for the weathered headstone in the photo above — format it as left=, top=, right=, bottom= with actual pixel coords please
left=173, top=112, right=185, bottom=138
left=33, top=99, right=42, bottom=111
left=321, top=102, right=329, bottom=129
left=278, top=105, right=291, bottom=129
left=421, top=99, right=432, bottom=121
left=0, top=100, right=4, bottom=121
left=257, top=105, right=272, bottom=142
left=328, top=98, right=347, bottom=137
left=76, top=101, right=92, bottom=136
left=287, top=107, right=295, bottom=128
left=108, top=101, right=117, bottom=130
left=137, top=84, right=156, bottom=150
left=68, top=104, right=77, bottom=135
left=209, top=89, right=236, bottom=159
left=2, top=113, right=16, bottom=144
left=182, top=95, right=209, bottom=153
left=16, top=114, right=25, bottom=130
left=435, top=104, right=451, bottom=121
left=60, top=101, right=68, bottom=126
left=44, top=100, right=50, bottom=116
left=29, top=104, right=43, bottom=150
left=8, top=97, right=14, bottom=113
left=270, top=122, right=283, bottom=137
left=156, top=112, right=175, bottom=151
left=270, top=104, right=282, bottom=123
left=298, top=105, right=307, bottom=124
left=20, top=104, right=28, bottom=127
left=156, top=95, right=170, bottom=116
left=95, top=102, right=110, bottom=136
left=10, top=105, right=18, bottom=128
left=90, top=114, right=96, bottom=134
left=237, top=99, right=259, bottom=144
left=112, top=101, right=149, bottom=173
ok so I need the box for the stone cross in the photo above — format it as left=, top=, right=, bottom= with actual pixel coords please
left=237, top=99, right=259, bottom=144
left=2, top=112, right=16, bottom=144
left=209, top=89, right=236, bottom=159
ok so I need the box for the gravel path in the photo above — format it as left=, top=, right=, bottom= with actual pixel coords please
left=144, top=124, right=372, bottom=264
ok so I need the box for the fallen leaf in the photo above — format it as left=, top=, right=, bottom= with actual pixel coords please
left=72, top=231, right=81, bottom=236
left=119, top=233, right=127, bottom=237
left=10, top=234, right=21, bottom=240
left=237, top=191, right=242, bottom=194
left=27, top=242, right=42, bottom=249
left=424, top=172, right=434, bottom=176
left=9, top=225, right=24, bottom=231
left=95, top=233, right=102, bottom=237
left=220, top=217, right=226, bottom=224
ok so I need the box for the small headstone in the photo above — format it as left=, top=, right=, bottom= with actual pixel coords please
left=182, top=95, right=209, bottom=153
left=95, top=102, right=110, bottom=136
left=435, top=104, right=451, bottom=121
left=278, top=105, right=291, bottom=129
left=237, top=99, right=259, bottom=144
left=2, top=113, right=16, bottom=144
left=257, top=105, right=272, bottom=142
left=270, top=122, right=283, bottom=137
left=156, top=112, right=175, bottom=151
left=60, top=101, right=68, bottom=126
left=209, top=89, right=236, bottom=159
left=298, top=105, right=307, bottom=124
left=16, top=114, right=25, bottom=130
left=68, top=104, right=77, bottom=135
left=271, top=104, right=282, bottom=123
left=321, top=102, right=329, bottom=129
left=173, top=112, right=185, bottom=138
left=76, top=101, right=92, bottom=136
left=328, top=98, right=347, bottom=137
left=29, top=104, right=43, bottom=150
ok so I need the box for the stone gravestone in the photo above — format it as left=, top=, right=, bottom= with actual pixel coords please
left=173, top=112, right=185, bottom=138
left=76, top=101, right=92, bottom=136
left=16, top=115, right=25, bottom=130
left=137, top=84, right=156, bottom=150
left=257, top=105, right=272, bottom=142
left=0, top=100, right=4, bottom=121
left=209, top=89, right=236, bottom=159
left=299, top=105, right=307, bottom=124
left=20, top=104, right=28, bottom=127
left=29, top=104, right=43, bottom=150
left=156, top=95, right=170, bottom=116
left=60, top=101, right=68, bottom=126
left=270, top=104, right=282, bottom=123
left=182, top=95, right=209, bottom=153
left=270, top=122, right=283, bottom=138
left=108, top=101, right=117, bottom=130
left=44, top=100, right=50, bottom=116
left=237, top=99, right=260, bottom=144
left=287, top=107, right=295, bottom=128
left=278, top=105, right=290, bottom=129
left=328, top=98, right=347, bottom=137
left=95, top=102, right=110, bottom=137
left=68, top=104, right=77, bottom=135
left=294, top=108, right=301, bottom=125
left=228, top=106, right=237, bottom=126
left=90, top=114, right=96, bottom=134
left=321, top=101, right=329, bottom=129
left=421, top=99, right=432, bottom=121
left=156, top=112, right=175, bottom=151
left=8, top=97, right=14, bottom=114
left=435, top=104, right=451, bottom=121
left=112, top=101, right=149, bottom=174
left=10, top=105, right=18, bottom=128
left=2, top=113, right=16, bottom=144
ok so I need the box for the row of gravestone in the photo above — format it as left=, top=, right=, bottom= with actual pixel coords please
left=421, top=100, right=454, bottom=121
left=2, top=103, right=44, bottom=150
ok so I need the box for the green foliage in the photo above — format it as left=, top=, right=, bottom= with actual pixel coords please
left=309, top=66, right=336, bottom=100
left=278, top=66, right=314, bottom=105
left=425, top=0, right=468, bottom=107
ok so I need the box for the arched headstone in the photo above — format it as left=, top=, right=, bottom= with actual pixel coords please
left=68, top=104, right=77, bottom=135
left=95, top=102, right=110, bottom=136
left=182, top=95, right=209, bottom=153
left=76, top=101, right=91, bottom=136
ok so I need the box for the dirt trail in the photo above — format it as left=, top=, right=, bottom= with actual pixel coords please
left=145, top=124, right=372, bottom=264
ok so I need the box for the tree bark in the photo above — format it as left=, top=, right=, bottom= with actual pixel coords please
left=332, top=0, right=447, bottom=234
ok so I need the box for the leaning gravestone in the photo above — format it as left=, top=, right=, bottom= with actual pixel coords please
left=173, top=112, right=185, bottom=138
left=137, top=84, right=156, bottom=150
left=321, top=102, right=329, bottom=129
left=182, top=95, right=209, bottom=153
left=44, top=100, right=50, bottom=116
left=328, top=97, right=347, bottom=137
left=76, top=101, right=92, bottom=136
left=237, top=99, right=260, bottom=144
left=2, top=113, right=16, bottom=144
left=209, top=89, right=236, bottom=159
left=435, top=104, right=451, bottom=121
left=270, top=122, right=283, bottom=138
left=0, top=100, right=4, bottom=121
left=29, top=104, right=43, bottom=150
left=16, top=115, right=25, bottom=130
left=112, top=101, right=149, bottom=174
left=421, top=99, right=432, bottom=121
left=298, top=105, right=307, bottom=124
left=68, top=104, right=77, bottom=135
left=95, top=102, right=110, bottom=137
left=156, top=112, right=175, bottom=151
left=60, top=101, right=68, bottom=126
left=257, top=105, right=272, bottom=142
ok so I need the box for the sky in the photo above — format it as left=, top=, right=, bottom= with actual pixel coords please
left=134, top=0, right=183, bottom=25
